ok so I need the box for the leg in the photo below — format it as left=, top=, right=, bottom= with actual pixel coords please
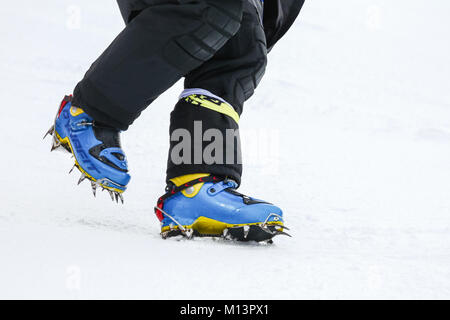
left=47, top=0, right=246, bottom=200
left=166, top=0, right=267, bottom=184
left=72, top=0, right=245, bottom=130
left=156, top=3, right=288, bottom=241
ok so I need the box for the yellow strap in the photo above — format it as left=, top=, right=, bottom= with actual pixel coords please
left=185, top=95, right=240, bottom=124
left=170, top=173, right=210, bottom=187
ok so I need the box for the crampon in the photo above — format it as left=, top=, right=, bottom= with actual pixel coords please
left=154, top=175, right=291, bottom=243
left=44, top=95, right=130, bottom=203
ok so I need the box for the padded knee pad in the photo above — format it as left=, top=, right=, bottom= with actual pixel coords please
left=163, top=0, right=244, bottom=74
left=236, top=22, right=268, bottom=102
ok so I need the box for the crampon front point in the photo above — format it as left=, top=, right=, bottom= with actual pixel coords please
left=44, top=95, right=130, bottom=203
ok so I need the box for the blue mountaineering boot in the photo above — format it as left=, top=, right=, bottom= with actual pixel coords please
left=154, top=174, right=291, bottom=242
left=44, top=95, right=130, bottom=203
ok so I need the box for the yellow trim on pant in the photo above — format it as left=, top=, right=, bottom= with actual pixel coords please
left=184, top=94, right=240, bottom=124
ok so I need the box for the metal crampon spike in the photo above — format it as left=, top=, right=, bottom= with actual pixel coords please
left=91, top=181, right=97, bottom=197
left=274, top=230, right=292, bottom=238
left=114, top=192, right=119, bottom=203
left=108, top=190, right=115, bottom=202
left=43, top=125, right=55, bottom=140
left=262, top=224, right=292, bottom=238
left=184, top=228, right=194, bottom=239
left=77, top=173, right=87, bottom=185
left=222, top=228, right=234, bottom=240
left=264, top=224, right=290, bottom=232
left=68, top=164, right=76, bottom=174
left=50, top=137, right=61, bottom=152
left=243, top=225, right=250, bottom=239
left=118, top=193, right=124, bottom=204
left=50, top=144, right=60, bottom=152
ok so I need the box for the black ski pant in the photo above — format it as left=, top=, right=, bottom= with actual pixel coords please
left=72, top=0, right=268, bottom=185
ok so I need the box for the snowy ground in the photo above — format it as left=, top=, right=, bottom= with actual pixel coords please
left=0, top=0, right=449, bottom=299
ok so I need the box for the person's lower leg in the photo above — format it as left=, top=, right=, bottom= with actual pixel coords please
left=155, top=1, right=290, bottom=241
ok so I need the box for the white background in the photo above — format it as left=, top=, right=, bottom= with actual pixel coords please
left=0, top=0, right=449, bottom=299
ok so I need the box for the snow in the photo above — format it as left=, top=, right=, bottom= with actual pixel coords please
left=1, top=0, right=449, bottom=299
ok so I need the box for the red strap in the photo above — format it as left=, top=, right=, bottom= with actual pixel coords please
left=57, top=95, right=72, bottom=118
